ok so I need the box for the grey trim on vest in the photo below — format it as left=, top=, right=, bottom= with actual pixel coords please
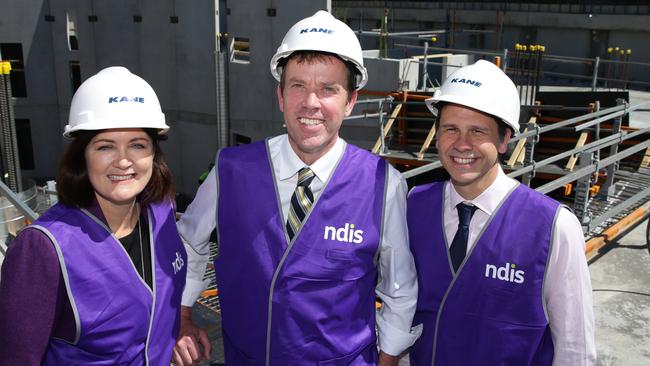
left=430, top=183, right=448, bottom=366
left=374, top=160, right=390, bottom=264
left=441, top=182, right=453, bottom=274
left=213, top=148, right=223, bottom=260
left=80, top=208, right=153, bottom=295
left=263, top=138, right=347, bottom=366
left=406, top=184, right=417, bottom=197
left=430, top=182, right=519, bottom=366
left=541, top=205, right=565, bottom=323
left=30, top=224, right=82, bottom=345
left=264, top=137, right=281, bottom=366
left=143, top=207, right=157, bottom=366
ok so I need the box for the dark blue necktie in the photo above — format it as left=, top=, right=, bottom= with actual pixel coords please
left=450, top=203, right=477, bottom=272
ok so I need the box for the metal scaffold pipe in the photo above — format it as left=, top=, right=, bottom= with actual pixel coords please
left=392, top=43, right=502, bottom=58
left=0, top=179, right=38, bottom=222
left=214, top=1, right=229, bottom=148
left=0, top=60, right=22, bottom=192
left=592, top=56, right=600, bottom=91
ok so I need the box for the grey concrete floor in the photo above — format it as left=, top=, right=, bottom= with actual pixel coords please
left=191, top=218, right=650, bottom=366
left=189, top=303, right=225, bottom=365
left=590, top=218, right=650, bottom=366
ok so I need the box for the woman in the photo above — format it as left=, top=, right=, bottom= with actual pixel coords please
left=0, top=67, right=187, bottom=365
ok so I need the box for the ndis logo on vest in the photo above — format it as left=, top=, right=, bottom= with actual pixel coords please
left=484, top=262, right=525, bottom=284
left=172, top=251, right=185, bottom=275
left=323, top=223, right=364, bottom=244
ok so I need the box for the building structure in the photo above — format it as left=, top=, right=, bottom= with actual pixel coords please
left=0, top=0, right=331, bottom=196
left=1, top=0, right=650, bottom=198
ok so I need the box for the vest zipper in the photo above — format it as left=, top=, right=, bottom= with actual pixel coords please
left=143, top=208, right=156, bottom=365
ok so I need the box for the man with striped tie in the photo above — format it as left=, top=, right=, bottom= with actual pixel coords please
left=172, top=10, right=421, bottom=366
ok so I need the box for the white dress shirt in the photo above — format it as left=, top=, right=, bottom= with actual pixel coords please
left=443, top=167, right=596, bottom=366
left=177, top=134, right=421, bottom=356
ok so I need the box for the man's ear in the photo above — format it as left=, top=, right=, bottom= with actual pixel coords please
left=344, top=90, right=358, bottom=117
left=276, top=84, right=284, bottom=113
left=498, top=128, right=512, bottom=155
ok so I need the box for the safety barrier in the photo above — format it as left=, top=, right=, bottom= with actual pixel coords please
left=375, top=96, right=650, bottom=252
left=0, top=180, right=44, bottom=260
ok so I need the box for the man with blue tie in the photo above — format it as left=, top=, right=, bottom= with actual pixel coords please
left=407, top=60, right=595, bottom=365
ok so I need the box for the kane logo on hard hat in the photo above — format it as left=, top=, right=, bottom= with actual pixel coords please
left=484, top=262, right=525, bottom=284
left=324, top=223, right=364, bottom=244
left=300, top=28, right=334, bottom=35
left=450, top=78, right=482, bottom=88
left=108, top=96, right=145, bottom=103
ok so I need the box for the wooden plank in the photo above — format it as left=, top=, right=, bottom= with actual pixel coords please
left=515, top=141, right=527, bottom=165
left=372, top=103, right=403, bottom=154
left=506, top=130, right=527, bottom=167
left=411, top=53, right=454, bottom=60
left=565, top=132, right=589, bottom=171
left=506, top=116, right=537, bottom=167
left=586, top=206, right=649, bottom=260
left=565, top=103, right=596, bottom=172
left=640, top=147, right=650, bottom=169
left=417, top=125, right=437, bottom=160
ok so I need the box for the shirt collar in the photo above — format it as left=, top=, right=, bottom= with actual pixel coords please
left=448, top=166, right=518, bottom=215
left=276, top=135, right=346, bottom=183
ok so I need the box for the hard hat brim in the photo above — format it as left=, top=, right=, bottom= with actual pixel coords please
left=63, top=114, right=170, bottom=138
left=270, top=50, right=368, bottom=90
left=425, top=94, right=520, bottom=136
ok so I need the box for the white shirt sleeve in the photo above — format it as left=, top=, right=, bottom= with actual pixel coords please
left=546, top=208, right=596, bottom=366
left=375, top=167, right=422, bottom=356
left=177, top=166, right=217, bottom=307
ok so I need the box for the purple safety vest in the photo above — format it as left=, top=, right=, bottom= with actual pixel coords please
left=215, top=140, right=387, bottom=365
left=30, top=201, right=186, bottom=365
left=408, top=182, right=559, bottom=366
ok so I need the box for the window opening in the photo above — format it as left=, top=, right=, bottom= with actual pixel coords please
left=230, top=37, right=250, bottom=64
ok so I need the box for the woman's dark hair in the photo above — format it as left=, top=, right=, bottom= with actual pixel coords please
left=56, top=129, right=174, bottom=208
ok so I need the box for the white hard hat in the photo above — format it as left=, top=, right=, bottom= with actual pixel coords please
left=425, top=60, right=520, bottom=135
left=270, top=10, right=368, bottom=90
left=64, top=66, right=169, bottom=137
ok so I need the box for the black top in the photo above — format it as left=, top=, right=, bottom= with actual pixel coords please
left=118, top=215, right=152, bottom=289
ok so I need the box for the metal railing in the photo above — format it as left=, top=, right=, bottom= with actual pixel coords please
left=0, top=180, right=41, bottom=257
left=380, top=97, right=650, bottom=234
left=367, top=39, right=650, bottom=92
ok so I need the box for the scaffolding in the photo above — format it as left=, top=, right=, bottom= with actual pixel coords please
left=0, top=60, right=22, bottom=193
left=372, top=95, right=650, bottom=258
left=0, top=179, right=41, bottom=260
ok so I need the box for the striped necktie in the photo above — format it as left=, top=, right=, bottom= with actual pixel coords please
left=286, top=167, right=316, bottom=241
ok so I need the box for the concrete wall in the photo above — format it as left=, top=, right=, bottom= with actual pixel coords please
left=338, top=5, right=650, bottom=88
left=227, top=0, right=331, bottom=143
left=364, top=56, right=419, bottom=92
left=1, top=0, right=337, bottom=195
left=607, top=30, right=650, bottom=87
left=1, top=0, right=221, bottom=196
left=1, top=0, right=62, bottom=184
